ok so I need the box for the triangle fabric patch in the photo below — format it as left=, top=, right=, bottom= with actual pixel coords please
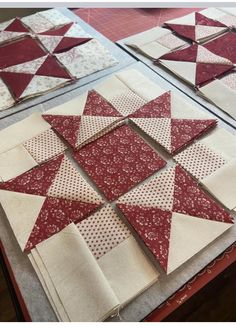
left=196, top=45, right=232, bottom=65
left=195, top=25, right=227, bottom=42
left=42, top=114, right=81, bottom=148
left=5, top=18, right=29, bottom=33
left=37, top=35, right=63, bottom=53
left=36, top=55, right=72, bottom=79
left=3, top=56, right=47, bottom=74
left=170, top=118, right=217, bottom=154
left=195, top=62, right=233, bottom=86
left=167, top=212, right=232, bottom=274
left=0, top=154, right=64, bottom=196
left=195, top=12, right=226, bottom=27
left=160, top=44, right=198, bottom=62
left=130, top=91, right=171, bottom=118
left=165, top=24, right=195, bottom=41
left=83, top=90, right=122, bottom=117
left=24, top=196, right=100, bottom=252
left=173, top=165, right=234, bottom=223
left=0, top=71, right=34, bottom=99
left=54, top=36, right=92, bottom=53
left=117, top=203, right=173, bottom=272
left=39, top=23, right=73, bottom=36
left=0, top=190, right=45, bottom=251
left=160, top=60, right=197, bottom=85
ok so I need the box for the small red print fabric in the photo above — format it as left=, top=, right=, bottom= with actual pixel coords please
left=117, top=165, right=234, bottom=274
left=73, top=125, right=167, bottom=201
left=130, top=91, right=217, bottom=154
left=0, top=154, right=103, bottom=251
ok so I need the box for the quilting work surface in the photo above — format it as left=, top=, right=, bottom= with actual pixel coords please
left=118, top=7, right=236, bottom=126
left=0, top=8, right=135, bottom=120
left=0, top=62, right=235, bottom=322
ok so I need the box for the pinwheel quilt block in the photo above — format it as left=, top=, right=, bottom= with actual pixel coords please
left=43, top=90, right=123, bottom=150
left=129, top=90, right=217, bottom=154
left=73, top=124, right=167, bottom=201
left=117, top=165, right=234, bottom=274
left=0, top=154, right=103, bottom=252
left=165, top=11, right=228, bottom=43
left=158, top=43, right=234, bottom=87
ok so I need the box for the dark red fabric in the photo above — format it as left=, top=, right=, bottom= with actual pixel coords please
left=117, top=203, right=172, bottom=272
left=73, top=125, right=166, bottom=201
left=39, top=23, right=74, bottom=36
left=0, top=154, right=64, bottom=196
left=195, top=12, right=226, bottom=27
left=195, top=62, right=233, bottom=86
left=171, top=118, right=217, bottom=154
left=0, top=37, right=46, bottom=69
left=36, top=55, right=72, bottom=79
left=165, top=23, right=195, bottom=41
left=24, top=196, right=100, bottom=252
left=54, top=37, right=92, bottom=53
left=83, top=90, right=122, bottom=117
left=5, top=18, right=29, bottom=33
left=203, top=32, right=236, bottom=64
left=43, top=114, right=81, bottom=148
left=173, top=165, right=234, bottom=224
left=130, top=91, right=171, bottom=118
left=0, top=72, right=33, bottom=99
left=160, top=44, right=198, bottom=62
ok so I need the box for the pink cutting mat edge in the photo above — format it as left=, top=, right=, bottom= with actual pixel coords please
left=73, top=8, right=202, bottom=42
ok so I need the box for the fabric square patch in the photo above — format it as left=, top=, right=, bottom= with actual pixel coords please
left=117, top=165, right=233, bottom=274
left=55, top=39, right=118, bottom=79
left=73, top=124, right=167, bottom=201
left=0, top=154, right=103, bottom=251
left=77, top=205, right=131, bottom=259
left=130, top=91, right=217, bottom=154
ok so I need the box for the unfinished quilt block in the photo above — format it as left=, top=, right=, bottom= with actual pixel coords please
left=200, top=7, right=236, bottom=29
left=165, top=11, right=228, bottom=43
left=73, top=124, right=167, bottom=201
left=0, top=18, right=30, bottom=44
left=37, top=22, right=92, bottom=53
left=158, top=43, right=234, bottom=87
left=0, top=113, right=67, bottom=181
left=117, top=165, right=234, bottom=274
left=129, top=90, right=217, bottom=154
left=0, top=154, right=103, bottom=252
left=55, top=39, right=118, bottom=79
left=124, top=26, right=186, bottom=59
left=43, top=90, right=123, bottom=149
left=174, top=127, right=236, bottom=211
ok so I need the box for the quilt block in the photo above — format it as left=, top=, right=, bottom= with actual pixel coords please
left=117, top=165, right=234, bottom=274
left=0, top=154, right=103, bottom=252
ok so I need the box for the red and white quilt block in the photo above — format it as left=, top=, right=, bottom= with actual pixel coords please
left=73, top=124, right=167, bottom=201
left=0, top=18, right=30, bottom=44
left=174, top=127, right=236, bottom=211
left=0, top=154, right=103, bottom=252
left=158, top=43, right=234, bottom=87
left=129, top=90, right=217, bottom=154
left=37, top=22, right=92, bottom=53
left=43, top=89, right=123, bottom=149
left=165, top=11, right=228, bottom=43
left=117, top=165, right=234, bottom=274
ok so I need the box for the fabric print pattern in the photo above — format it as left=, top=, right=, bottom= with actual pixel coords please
left=24, top=196, right=99, bottom=252
left=157, top=33, right=186, bottom=50
left=0, top=78, right=15, bottom=110
left=174, top=142, right=227, bottom=180
left=73, top=124, right=166, bottom=201
left=23, top=129, right=66, bottom=163
left=220, top=72, right=236, bottom=92
left=77, top=205, right=131, bottom=259
left=109, top=89, right=147, bottom=117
